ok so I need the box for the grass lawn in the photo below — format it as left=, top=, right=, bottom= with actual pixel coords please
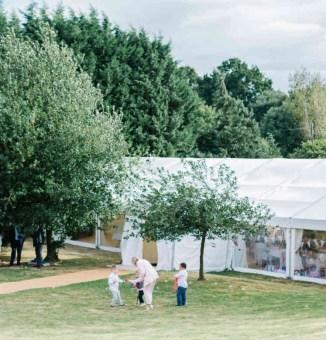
left=0, top=241, right=120, bottom=283
left=1, top=271, right=326, bottom=340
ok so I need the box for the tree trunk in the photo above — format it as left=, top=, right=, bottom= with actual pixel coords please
left=44, top=229, right=59, bottom=263
left=198, top=231, right=207, bottom=281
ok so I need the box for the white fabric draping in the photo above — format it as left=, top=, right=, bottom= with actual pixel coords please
left=120, top=220, right=142, bottom=266
left=294, top=229, right=304, bottom=271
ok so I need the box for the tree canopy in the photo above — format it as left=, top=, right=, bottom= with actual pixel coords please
left=260, top=101, right=303, bottom=156
left=0, top=4, right=325, bottom=160
left=16, top=6, right=209, bottom=157
left=292, top=139, right=326, bottom=158
left=199, top=58, right=273, bottom=109
left=197, top=76, right=280, bottom=158
left=3, top=4, right=324, bottom=160
left=252, top=90, right=287, bottom=122
left=289, top=70, right=326, bottom=141
left=0, top=27, right=127, bottom=260
left=130, top=160, right=272, bottom=279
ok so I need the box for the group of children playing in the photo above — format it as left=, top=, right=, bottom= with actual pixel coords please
left=108, top=262, right=188, bottom=308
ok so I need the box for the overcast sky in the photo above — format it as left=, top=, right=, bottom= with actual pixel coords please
left=4, top=0, right=326, bottom=91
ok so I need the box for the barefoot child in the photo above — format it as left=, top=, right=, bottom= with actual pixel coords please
left=108, top=265, right=125, bottom=307
left=175, top=262, right=188, bottom=306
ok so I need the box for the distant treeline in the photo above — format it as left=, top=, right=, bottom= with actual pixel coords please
left=1, top=2, right=326, bottom=158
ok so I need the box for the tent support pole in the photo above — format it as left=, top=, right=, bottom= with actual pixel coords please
left=95, top=215, right=101, bottom=249
left=285, top=225, right=292, bottom=279
left=225, top=237, right=231, bottom=270
left=171, top=241, right=176, bottom=271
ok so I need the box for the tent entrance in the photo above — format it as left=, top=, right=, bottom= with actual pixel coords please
left=100, top=215, right=124, bottom=249
left=143, top=241, right=157, bottom=265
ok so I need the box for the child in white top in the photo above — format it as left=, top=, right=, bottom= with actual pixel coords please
left=175, top=262, right=188, bottom=306
left=108, top=265, right=125, bottom=307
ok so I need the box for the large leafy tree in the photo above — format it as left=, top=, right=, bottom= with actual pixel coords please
left=198, top=71, right=224, bottom=107
left=289, top=70, right=326, bottom=140
left=100, top=30, right=208, bottom=156
left=0, top=27, right=127, bottom=261
left=130, top=161, right=271, bottom=280
left=21, top=5, right=208, bottom=157
left=197, top=77, right=280, bottom=157
left=199, top=58, right=273, bottom=109
left=252, top=90, right=287, bottom=122
left=218, top=58, right=273, bottom=108
left=261, top=101, right=304, bottom=156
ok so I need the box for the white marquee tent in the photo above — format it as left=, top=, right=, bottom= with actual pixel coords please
left=68, top=157, right=326, bottom=284
left=129, top=157, right=326, bottom=227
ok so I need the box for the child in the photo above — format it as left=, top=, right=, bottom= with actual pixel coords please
left=128, top=272, right=145, bottom=306
left=175, top=262, right=188, bottom=306
left=108, top=265, right=125, bottom=307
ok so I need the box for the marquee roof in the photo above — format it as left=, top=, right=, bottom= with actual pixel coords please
left=134, top=158, right=326, bottom=231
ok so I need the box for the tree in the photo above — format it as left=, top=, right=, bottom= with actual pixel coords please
left=260, top=101, right=304, bottom=156
left=0, top=27, right=127, bottom=261
left=289, top=70, right=326, bottom=140
left=291, top=139, right=326, bottom=158
left=20, top=6, right=208, bottom=157
left=178, top=66, right=201, bottom=91
left=252, top=90, right=287, bottom=122
left=130, top=161, right=272, bottom=280
left=218, top=58, right=273, bottom=108
left=0, top=1, right=21, bottom=37
left=197, top=76, right=280, bottom=158
left=0, top=1, right=7, bottom=35
left=199, top=58, right=272, bottom=109
left=198, top=72, right=223, bottom=107
left=98, top=28, right=210, bottom=157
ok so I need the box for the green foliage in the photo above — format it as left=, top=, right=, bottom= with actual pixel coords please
left=261, top=101, right=304, bottom=156
left=218, top=58, right=273, bottom=108
left=0, top=27, right=126, bottom=253
left=197, top=76, right=280, bottom=158
left=130, top=160, right=271, bottom=278
left=254, top=134, right=282, bottom=158
left=18, top=6, right=208, bottom=157
left=0, top=5, right=288, bottom=159
left=198, top=73, right=218, bottom=106
left=199, top=58, right=273, bottom=108
left=252, top=90, right=287, bottom=122
left=291, top=139, right=326, bottom=158
left=0, top=2, right=6, bottom=35
left=289, top=70, right=326, bottom=140
left=178, top=66, right=201, bottom=91
left=0, top=2, right=20, bottom=36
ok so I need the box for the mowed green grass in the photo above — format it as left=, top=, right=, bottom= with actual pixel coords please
left=1, top=271, right=326, bottom=340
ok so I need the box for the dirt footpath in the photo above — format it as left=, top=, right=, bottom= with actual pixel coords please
left=0, top=268, right=129, bottom=294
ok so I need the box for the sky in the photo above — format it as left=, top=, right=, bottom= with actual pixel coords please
left=4, top=0, right=326, bottom=91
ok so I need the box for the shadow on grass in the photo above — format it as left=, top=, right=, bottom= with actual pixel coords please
left=0, top=243, right=121, bottom=283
